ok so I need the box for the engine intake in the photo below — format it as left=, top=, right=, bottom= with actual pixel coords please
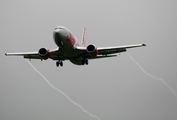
left=38, top=48, right=50, bottom=60
left=86, top=44, right=98, bottom=56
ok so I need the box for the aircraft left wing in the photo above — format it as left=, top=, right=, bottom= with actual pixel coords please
left=97, top=44, right=146, bottom=55
left=76, top=44, right=146, bottom=59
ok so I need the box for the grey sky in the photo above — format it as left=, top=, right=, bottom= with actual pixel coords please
left=1, top=0, right=177, bottom=120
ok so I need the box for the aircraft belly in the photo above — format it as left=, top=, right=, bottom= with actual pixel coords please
left=61, top=41, right=78, bottom=57
left=61, top=44, right=82, bottom=65
left=69, top=57, right=83, bottom=65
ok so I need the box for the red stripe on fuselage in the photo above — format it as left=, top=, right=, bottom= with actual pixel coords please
left=66, top=33, right=75, bottom=46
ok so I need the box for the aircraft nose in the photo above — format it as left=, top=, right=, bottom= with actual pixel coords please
left=53, top=28, right=62, bottom=39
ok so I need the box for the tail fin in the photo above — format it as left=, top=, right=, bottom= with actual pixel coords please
left=81, top=27, right=86, bottom=47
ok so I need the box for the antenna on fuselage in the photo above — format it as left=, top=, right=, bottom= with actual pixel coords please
left=81, top=27, right=86, bottom=47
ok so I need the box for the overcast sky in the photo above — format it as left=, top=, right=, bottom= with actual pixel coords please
left=1, top=0, right=177, bottom=120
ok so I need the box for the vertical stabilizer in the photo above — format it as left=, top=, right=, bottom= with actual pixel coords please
left=81, top=27, right=86, bottom=47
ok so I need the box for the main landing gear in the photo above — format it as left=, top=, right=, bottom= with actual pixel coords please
left=82, top=59, right=88, bottom=65
left=56, top=60, right=63, bottom=67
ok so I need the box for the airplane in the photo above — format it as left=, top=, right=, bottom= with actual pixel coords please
left=5, top=26, right=146, bottom=67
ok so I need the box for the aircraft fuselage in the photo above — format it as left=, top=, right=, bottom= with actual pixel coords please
left=53, top=26, right=84, bottom=65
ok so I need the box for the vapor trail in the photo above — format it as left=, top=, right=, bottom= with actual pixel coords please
left=25, top=60, right=101, bottom=120
left=127, top=52, right=177, bottom=98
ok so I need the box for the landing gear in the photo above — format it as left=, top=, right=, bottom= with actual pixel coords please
left=56, top=61, right=63, bottom=67
left=60, top=61, right=63, bottom=66
left=82, top=59, right=88, bottom=65
left=85, top=59, right=88, bottom=65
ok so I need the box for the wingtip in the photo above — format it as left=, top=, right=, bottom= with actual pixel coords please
left=5, top=53, right=7, bottom=56
left=142, top=44, right=146, bottom=46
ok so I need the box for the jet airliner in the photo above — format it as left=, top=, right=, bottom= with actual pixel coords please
left=5, top=26, right=146, bottom=67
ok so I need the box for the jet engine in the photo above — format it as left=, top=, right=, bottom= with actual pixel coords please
left=38, top=48, right=50, bottom=60
left=86, top=44, right=98, bottom=56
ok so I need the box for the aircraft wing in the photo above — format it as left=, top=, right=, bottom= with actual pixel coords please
left=97, top=44, right=146, bottom=55
left=76, top=44, right=146, bottom=59
left=5, top=44, right=145, bottom=60
left=5, top=51, right=39, bottom=59
left=5, top=48, right=64, bottom=60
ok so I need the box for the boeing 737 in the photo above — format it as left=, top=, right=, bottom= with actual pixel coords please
left=5, top=26, right=146, bottom=67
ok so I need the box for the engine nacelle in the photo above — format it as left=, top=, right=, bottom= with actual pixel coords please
left=38, top=48, right=50, bottom=60
left=86, top=44, right=98, bottom=56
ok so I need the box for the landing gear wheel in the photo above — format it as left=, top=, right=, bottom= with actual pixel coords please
left=85, top=59, right=88, bottom=65
left=60, top=61, right=63, bottom=67
left=56, top=61, right=63, bottom=67
left=56, top=61, right=60, bottom=67
left=82, top=59, right=88, bottom=65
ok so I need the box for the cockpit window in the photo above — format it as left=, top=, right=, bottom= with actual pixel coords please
left=55, top=27, right=65, bottom=30
left=55, top=26, right=68, bottom=31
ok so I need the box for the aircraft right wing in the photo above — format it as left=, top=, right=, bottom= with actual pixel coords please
left=5, top=48, right=66, bottom=60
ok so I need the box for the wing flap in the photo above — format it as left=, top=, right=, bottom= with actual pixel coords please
left=98, top=48, right=126, bottom=55
left=89, top=54, right=117, bottom=59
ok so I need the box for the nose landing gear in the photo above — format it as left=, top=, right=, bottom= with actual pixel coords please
left=56, top=60, right=63, bottom=67
left=82, top=59, right=88, bottom=65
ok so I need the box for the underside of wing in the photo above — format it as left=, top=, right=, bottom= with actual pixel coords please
left=5, top=48, right=64, bottom=60
left=5, top=52, right=40, bottom=59
left=75, top=44, right=146, bottom=59
left=97, top=44, right=146, bottom=55
left=5, top=44, right=145, bottom=62
left=89, top=54, right=118, bottom=59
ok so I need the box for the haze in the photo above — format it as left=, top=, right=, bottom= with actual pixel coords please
left=1, top=0, right=177, bottom=120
